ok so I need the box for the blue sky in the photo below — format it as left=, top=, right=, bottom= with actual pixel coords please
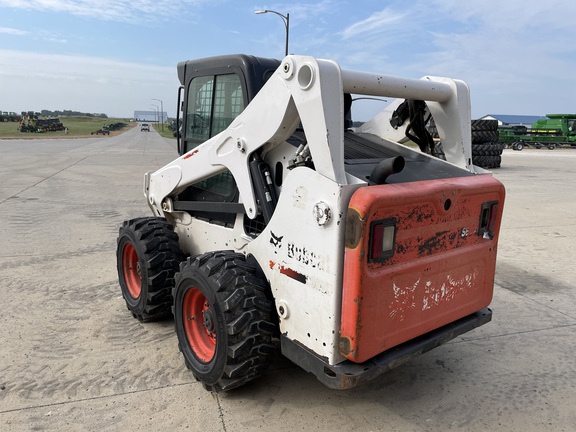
left=1, top=0, right=575, bottom=120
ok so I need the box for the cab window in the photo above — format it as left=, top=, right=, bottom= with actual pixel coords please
left=185, top=73, right=244, bottom=151
left=181, top=73, right=245, bottom=207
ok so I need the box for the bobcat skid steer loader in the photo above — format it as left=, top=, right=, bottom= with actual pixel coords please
left=117, top=54, right=504, bottom=391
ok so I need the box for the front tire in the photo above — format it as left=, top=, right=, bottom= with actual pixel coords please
left=117, top=217, right=184, bottom=321
left=173, top=251, right=277, bottom=392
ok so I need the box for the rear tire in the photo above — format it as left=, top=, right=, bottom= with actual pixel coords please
left=117, top=217, right=184, bottom=321
left=173, top=251, right=277, bottom=392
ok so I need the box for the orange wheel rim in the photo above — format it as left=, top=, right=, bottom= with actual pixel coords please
left=183, top=288, right=216, bottom=362
left=122, top=243, right=141, bottom=298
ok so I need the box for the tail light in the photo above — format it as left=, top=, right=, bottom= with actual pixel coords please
left=368, top=218, right=396, bottom=262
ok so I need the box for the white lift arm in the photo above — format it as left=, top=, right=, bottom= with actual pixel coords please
left=145, top=55, right=473, bottom=218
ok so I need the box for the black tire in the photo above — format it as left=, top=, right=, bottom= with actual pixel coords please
left=471, top=130, right=499, bottom=144
left=490, top=155, right=502, bottom=168
left=431, top=142, right=446, bottom=160
left=473, top=155, right=501, bottom=169
left=117, top=217, right=184, bottom=322
left=427, top=119, right=439, bottom=139
left=428, top=119, right=498, bottom=138
left=173, top=251, right=277, bottom=392
left=472, top=142, right=503, bottom=156
left=515, top=141, right=524, bottom=151
left=548, top=144, right=555, bottom=150
left=471, top=119, right=498, bottom=131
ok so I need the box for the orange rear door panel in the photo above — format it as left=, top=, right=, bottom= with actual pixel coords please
left=341, top=175, right=505, bottom=363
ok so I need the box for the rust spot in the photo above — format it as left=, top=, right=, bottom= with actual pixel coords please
left=269, top=260, right=275, bottom=269
left=396, top=243, right=407, bottom=254
left=418, top=230, right=450, bottom=256
left=339, top=336, right=352, bottom=356
left=345, top=208, right=363, bottom=249
left=280, top=266, right=307, bottom=284
left=182, top=149, right=199, bottom=159
left=404, top=205, right=434, bottom=224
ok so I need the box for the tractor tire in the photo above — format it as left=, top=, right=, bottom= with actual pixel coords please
left=491, top=155, right=502, bottom=168
left=471, top=119, right=498, bottom=131
left=473, top=155, right=501, bottom=169
left=173, top=251, right=277, bottom=392
left=427, top=120, right=439, bottom=139
left=472, top=142, right=503, bottom=157
left=471, top=130, right=499, bottom=144
left=496, top=155, right=502, bottom=168
left=117, top=217, right=184, bottom=322
left=431, top=142, right=446, bottom=160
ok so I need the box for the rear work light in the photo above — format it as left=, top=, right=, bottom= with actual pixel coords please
left=369, top=218, right=397, bottom=262
left=479, top=201, right=499, bottom=240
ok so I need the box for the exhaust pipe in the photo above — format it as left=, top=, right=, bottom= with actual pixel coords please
left=369, top=156, right=405, bottom=185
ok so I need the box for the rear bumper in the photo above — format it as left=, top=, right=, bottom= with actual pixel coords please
left=281, top=307, right=492, bottom=390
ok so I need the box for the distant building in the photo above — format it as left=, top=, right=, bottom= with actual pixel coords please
left=480, top=114, right=546, bottom=127
left=134, top=110, right=167, bottom=122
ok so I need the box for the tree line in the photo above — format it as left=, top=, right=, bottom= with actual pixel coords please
left=39, top=110, right=108, bottom=118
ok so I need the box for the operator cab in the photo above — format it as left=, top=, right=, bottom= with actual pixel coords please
left=177, top=55, right=280, bottom=156
left=175, top=55, right=280, bottom=232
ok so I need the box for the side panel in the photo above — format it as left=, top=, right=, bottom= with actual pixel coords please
left=341, top=175, right=504, bottom=363
left=246, top=167, right=360, bottom=365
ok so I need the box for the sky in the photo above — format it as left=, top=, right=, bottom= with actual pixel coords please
left=1, top=0, right=575, bottom=120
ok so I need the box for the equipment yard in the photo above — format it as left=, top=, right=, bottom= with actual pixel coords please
left=0, top=117, right=132, bottom=139
left=1, top=129, right=575, bottom=431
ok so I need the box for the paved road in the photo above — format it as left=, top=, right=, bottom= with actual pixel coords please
left=1, top=129, right=575, bottom=431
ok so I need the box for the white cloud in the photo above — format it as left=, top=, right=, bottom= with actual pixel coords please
left=416, top=0, right=576, bottom=115
left=430, top=0, right=576, bottom=34
left=0, top=0, right=206, bottom=23
left=0, top=49, right=179, bottom=117
left=256, top=1, right=337, bottom=21
left=342, top=8, right=406, bottom=40
left=323, top=0, right=576, bottom=118
left=0, top=27, right=29, bottom=35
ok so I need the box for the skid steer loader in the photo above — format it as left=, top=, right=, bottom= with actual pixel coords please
left=116, top=54, right=505, bottom=391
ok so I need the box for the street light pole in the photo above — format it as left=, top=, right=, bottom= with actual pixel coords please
left=150, top=104, right=159, bottom=128
left=255, top=9, right=290, bottom=57
left=152, top=98, right=164, bottom=131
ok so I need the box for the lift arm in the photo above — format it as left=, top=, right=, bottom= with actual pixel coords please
left=145, top=55, right=473, bottom=218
